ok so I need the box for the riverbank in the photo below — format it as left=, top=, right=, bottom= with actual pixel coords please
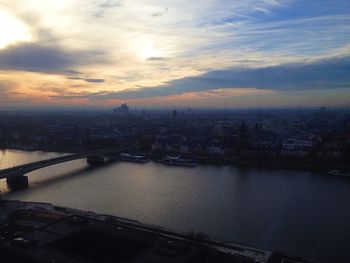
left=2, top=150, right=349, bottom=263
left=2, top=144, right=348, bottom=173
left=0, top=200, right=318, bottom=263
left=148, top=154, right=348, bottom=173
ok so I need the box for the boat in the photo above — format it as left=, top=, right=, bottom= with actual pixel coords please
left=116, top=153, right=149, bottom=163
left=328, top=170, right=350, bottom=177
left=158, top=156, right=198, bottom=167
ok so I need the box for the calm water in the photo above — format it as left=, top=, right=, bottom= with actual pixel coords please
left=1, top=149, right=350, bottom=263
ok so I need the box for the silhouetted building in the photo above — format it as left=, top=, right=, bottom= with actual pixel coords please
left=238, top=120, right=249, bottom=150
left=114, top=103, right=129, bottom=114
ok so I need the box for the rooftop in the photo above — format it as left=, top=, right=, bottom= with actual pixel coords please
left=0, top=200, right=318, bottom=263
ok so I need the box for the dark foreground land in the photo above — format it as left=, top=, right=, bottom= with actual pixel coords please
left=0, top=200, right=318, bottom=263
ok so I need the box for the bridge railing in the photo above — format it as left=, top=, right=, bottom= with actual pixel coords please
left=0, top=146, right=139, bottom=179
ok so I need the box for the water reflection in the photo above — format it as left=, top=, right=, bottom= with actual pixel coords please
left=0, top=149, right=67, bottom=169
left=1, top=149, right=350, bottom=263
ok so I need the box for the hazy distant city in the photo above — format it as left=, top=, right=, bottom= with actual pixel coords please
left=1, top=105, right=349, bottom=171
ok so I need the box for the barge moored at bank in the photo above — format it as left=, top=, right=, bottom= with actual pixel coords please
left=159, top=156, right=198, bottom=167
left=114, top=153, right=149, bottom=163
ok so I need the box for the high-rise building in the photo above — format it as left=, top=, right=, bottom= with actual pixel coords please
left=114, top=103, right=129, bottom=114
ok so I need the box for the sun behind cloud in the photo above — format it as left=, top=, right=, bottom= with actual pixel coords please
left=137, top=36, right=163, bottom=60
left=0, top=10, right=32, bottom=49
left=0, top=0, right=349, bottom=108
left=139, top=45, right=162, bottom=60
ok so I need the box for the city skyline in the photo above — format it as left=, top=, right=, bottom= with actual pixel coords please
left=0, top=0, right=350, bottom=109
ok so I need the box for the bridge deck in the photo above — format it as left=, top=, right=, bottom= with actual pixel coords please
left=0, top=147, right=133, bottom=179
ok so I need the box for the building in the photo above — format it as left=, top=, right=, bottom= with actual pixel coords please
left=114, top=103, right=129, bottom=114
left=281, top=139, right=313, bottom=157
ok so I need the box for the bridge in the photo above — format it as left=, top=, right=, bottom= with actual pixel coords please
left=0, top=147, right=136, bottom=188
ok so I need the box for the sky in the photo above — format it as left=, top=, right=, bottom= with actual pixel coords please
left=0, top=0, right=349, bottom=109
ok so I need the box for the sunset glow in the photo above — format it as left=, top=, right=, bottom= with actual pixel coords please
left=137, top=37, right=162, bottom=60
left=0, top=10, right=32, bottom=48
left=0, top=0, right=349, bottom=108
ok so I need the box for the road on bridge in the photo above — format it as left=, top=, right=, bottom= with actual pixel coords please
left=0, top=146, right=138, bottom=180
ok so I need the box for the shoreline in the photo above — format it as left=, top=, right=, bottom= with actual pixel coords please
left=150, top=155, right=347, bottom=173
left=1, top=145, right=348, bottom=173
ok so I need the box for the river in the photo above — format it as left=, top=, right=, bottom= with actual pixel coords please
left=0, top=149, right=349, bottom=263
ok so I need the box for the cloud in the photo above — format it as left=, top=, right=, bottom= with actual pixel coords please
left=83, top=78, right=105, bottom=83
left=253, top=7, right=270, bottom=15
left=0, top=0, right=349, bottom=108
left=0, top=43, right=106, bottom=74
left=67, top=77, right=105, bottom=83
left=151, top=8, right=168, bottom=17
left=93, top=0, right=123, bottom=17
left=0, top=82, right=29, bottom=105
left=146, top=57, right=167, bottom=61
left=0, top=84, right=11, bottom=96
left=99, top=0, right=122, bottom=8
left=82, top=55, right=350, bottom=100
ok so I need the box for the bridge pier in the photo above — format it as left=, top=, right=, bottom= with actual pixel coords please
left=87, top=156, right=105, bottom=166
left=7, top=174, right=29, bottom=189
